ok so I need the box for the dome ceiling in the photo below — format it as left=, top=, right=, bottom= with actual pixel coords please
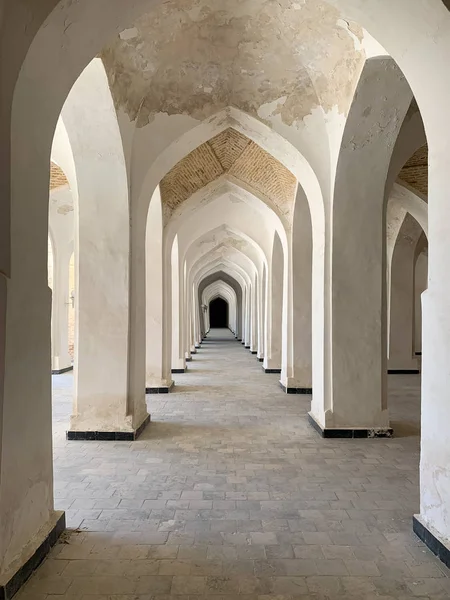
left=101, top=0, right=365, bottom=127
left=399, top=144, right=428, bottom=197
left=159, top=128, right=297, bottom=218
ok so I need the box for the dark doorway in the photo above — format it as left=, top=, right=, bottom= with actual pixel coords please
left=209, top=297, right=229, bottom=328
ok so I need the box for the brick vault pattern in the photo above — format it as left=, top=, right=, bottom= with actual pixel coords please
left=50, top=162, right=69, bottom=191
left=18, top=330, right=450, bottom=599
left=399, top=144, right=428, bottom=197
left=160, top=128, right=297, bottom=219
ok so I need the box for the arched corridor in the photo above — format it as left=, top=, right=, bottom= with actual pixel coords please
left=19, top=330, right=443, bottom=598
left=3, top=1, right=450, bottom=598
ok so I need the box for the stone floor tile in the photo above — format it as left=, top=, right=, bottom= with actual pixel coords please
left=17, top=338, right=448, bottom=600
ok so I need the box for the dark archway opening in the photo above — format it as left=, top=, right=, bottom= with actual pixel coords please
left=210, top=297, right=229, bottom=328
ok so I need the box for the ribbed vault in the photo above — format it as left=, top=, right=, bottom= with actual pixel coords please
left=160, top=128, right=297, bottom=217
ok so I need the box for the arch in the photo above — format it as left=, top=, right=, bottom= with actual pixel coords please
left=60, top=58, right=147, bottom=434
left=4, top=0, right=450, bottom=578
left=311, top=56, right=413, bottom=433
left=198, top=271, right=243, bottom=340
left=388, top=213, right=424, bottom=372
left=208, top=297, right=229, bottom=329
left=202, top=281, right=237, bottom=333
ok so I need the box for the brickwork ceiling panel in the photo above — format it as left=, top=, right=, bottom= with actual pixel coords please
left=230, top=143, right=297, bottom=208
left=50, top=162, right=69, bottom=191
left=399, top=144, right=428, bottom=196
left=160, top=128, right=296, bottom=215
left=208, top=128, right=251, bottom=170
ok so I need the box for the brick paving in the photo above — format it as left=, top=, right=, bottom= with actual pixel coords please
left=17, top=329, right=449, bottom=599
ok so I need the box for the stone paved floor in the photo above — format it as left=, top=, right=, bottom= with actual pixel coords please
left=17, top=329, right=450, bottom=599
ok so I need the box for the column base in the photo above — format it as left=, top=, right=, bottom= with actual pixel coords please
left=308, top=413, right=393, bottom=438
left=195, top=344, right=201, bottom=349
left=0, top=511, right=65, bottom=600
left=244, top=345, right=250, bottom=349
left=51, top=365, right=73, bottom=375
left=280, top=382, right=312, bottom=394
left=263, top=367, right=281, bottom=374
left=146, top=380, right=174, bottom=394
left=185, top=357, right=192, bottom=362
left=250, top=350, right=257, bottom=354
left=67, top=414, right=150, bottom=441
left=413, top=515, right=450, bottom=570
left=388, top=369, right=420, bottom=374
left=171, top=368, right=186, bottom=374
left=257, top=357, right=264, bottom=362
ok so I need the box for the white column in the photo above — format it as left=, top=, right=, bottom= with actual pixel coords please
left=63, top=59, right=148, bottom=434
left=257, top=265, right=267, bottom=359
left=264, top=232, right=283, bottom=371
left=250, top=274, right=258, bottom=352
left=171, top=237, right=185, bottom=372
left=414, top=251, right=427, bottom=355
left=310, top=58, right=411, bottom=433
left=388, top=233, right=419, bottom=372
left=418, top=124, right=450, bottom=545
left=281, top=188, right=313, bottom=392
left=51, top=250, right=72, bottom=373
left=145, top=191, right=171, bottom=390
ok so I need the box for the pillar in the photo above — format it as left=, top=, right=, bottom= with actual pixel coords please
left=51, top=249, right=72, bottom=374
left=63, top=59, right=148, bottom=438
left=388, top=227, right=420, bottom=372
left=310, top=58, right=411, bottom=436
left=280, top=186, right=313, bottom=393
left=263, top=231, right=283, bottom=372
left=250, top=274, right=258, bottom=352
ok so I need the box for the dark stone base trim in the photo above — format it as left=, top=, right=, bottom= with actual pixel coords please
left=171, top=368, right=186, bottom=374
left=244, top=345, right=250, bottom=349
left=66, top=415, right=150, bottom=441
left=237, top=338, right=242, bottom=342
left=146, top=381, right=174, bottom=394
left=52, top=365, right=73, bottom=375
left=415, top=351, right=422, bottom=356
left=308, top=413, right=393, bottom=439
left=388, top=369, right=420, bottom=374
left=280, top=382, right=312, bottom=394
left=185, top=357, right=192, bottom=362
left=257, top=357, right=264, bottom=362
left=263, top=368, right=282, bottom=374
left=413, top=515, right=450, bottom=570
left=0, top=512, right=65, bottom=600
left=251, top=350, right=257, bottom=354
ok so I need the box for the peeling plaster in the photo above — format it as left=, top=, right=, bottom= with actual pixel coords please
left=101, top=0, right=365, bottom=129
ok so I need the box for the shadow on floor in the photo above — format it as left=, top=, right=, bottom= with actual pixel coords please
left=390, top=420, right=420, bottom=438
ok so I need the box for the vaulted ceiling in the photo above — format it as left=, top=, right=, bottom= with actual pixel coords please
left=160, top=128, right=297, bottom=217
left=50, top=162, right=69, bottom=191
left=399, top=144, right=428, bottom=197
left=101, top=0, right=365, bottom=127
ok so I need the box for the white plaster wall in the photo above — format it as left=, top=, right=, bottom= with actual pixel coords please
left=415, top=252, right=428, bottom=355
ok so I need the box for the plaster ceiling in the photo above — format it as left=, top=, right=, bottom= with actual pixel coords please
left=160, top=128, right=297, bottom=217
left=101, top=0, right=365, bottom=127
left=50, top=162, right=69, bottom=191
left=398, top=144, right=428, bottom=197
